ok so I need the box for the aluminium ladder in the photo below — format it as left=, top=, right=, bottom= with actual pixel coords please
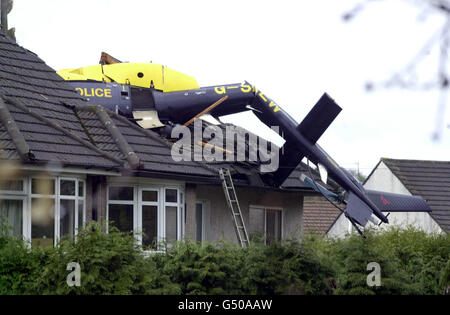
left=219, top=168, right=250, bottom=247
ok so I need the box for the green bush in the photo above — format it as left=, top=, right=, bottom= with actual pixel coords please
left=239, top=240, right=334, bottom=295
left=0, top=233, right=41, bottom=294
left=303, top=227, right=449, bottom=295
left=0, top=221, right=448, bottom=295
left=33, top=223, right=173, bottom=295
left=151, top=241, right=243, bottom=295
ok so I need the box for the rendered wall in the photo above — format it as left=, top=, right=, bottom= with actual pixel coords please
left=194, top=185, right=304, bottom=244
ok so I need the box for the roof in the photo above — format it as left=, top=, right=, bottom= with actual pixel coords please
left=181, top=120, right=336, bottom=190
left=302, top=196, right=341, bottom=234
left=0, top=30, right=216, bottom=180
left=0, top=29, right=321, bottom=191
left=379, top=158, right=450, bottom=232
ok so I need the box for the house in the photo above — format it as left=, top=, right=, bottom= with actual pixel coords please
left=327, top=158, right=449, bottom=237
left=0, top=29, right=325, bottom=249
left=302, top=196, right=341, bottom=235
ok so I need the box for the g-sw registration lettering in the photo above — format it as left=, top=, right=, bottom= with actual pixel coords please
left=75, top=87, right=112, bottom=98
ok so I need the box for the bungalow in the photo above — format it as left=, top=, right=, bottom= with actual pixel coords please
left=0, top=29, right=322, bottom=249
left=327, top=158, right=449, bottom=237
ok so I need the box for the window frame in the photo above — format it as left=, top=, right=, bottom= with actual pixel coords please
left=248, top=205, right=283, bottom=245
left=106, top=183, right=184, bottom=252
left=0, top=178, right=26, bottom=195
left=106, top=185, right=137, bottom=235
left=58, top=177, right=86, bottom=241
left=0, top=178, right=28, bottom=239
left=195, top=199, right=211, bottom=243
left=0, top=176, right=86, bottom=247
left=164, top=186, right=182, bottom=245
left=0, top=194, right=27, bottom=238
left=138, top=187, right=160, bottom=249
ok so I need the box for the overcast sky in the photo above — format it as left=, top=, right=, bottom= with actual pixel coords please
left=8, top=0, right=450, bottom=174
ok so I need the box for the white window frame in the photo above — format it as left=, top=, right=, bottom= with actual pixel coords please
left=0, top=176, right=86, bottom=247
left=0, top=194, right=28, bottom=239
left=106, top=184, right=184, bottom=252
left=0, top=178, right=26, bottom=195
left=137, top=187, right=160, bottom=248
left=249, top=205, right=283, bottom=244
left=58, top=177, right=86, bottom=241
left=106, top=185, right=136, bottom=234
left=0, top=178, right=27, bottom=238
left=29, top=176, right=57, bottom=246
left=164, top=186, right=182, bottom=245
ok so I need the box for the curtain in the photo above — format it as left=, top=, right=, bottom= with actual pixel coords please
left=0, top=199, right=23, bottom=237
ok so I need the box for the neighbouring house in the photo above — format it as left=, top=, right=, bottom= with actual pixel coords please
left=0, top=29, right=327, bottom=250
left=327, top=158, right=449, bottom=237
left=302, top=196, right=341, bottom=235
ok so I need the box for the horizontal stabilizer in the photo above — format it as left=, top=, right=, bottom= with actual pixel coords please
left=273, top=142, right=304, bottom=187
left=365, top=190, right=431, bottom=212
left=300, top=174, right=340, bottom=201
left=345, top=192, right=374, bottom=227
left=297, top=93, right=342, bottom=144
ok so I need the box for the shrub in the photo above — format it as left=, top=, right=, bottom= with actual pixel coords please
left=239, top=240, right=334, bottom=295
left=0, top=220, right=447, bottom=295
left=32, top=223, right=166, bottom=295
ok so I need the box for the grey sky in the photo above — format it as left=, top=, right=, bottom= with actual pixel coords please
left=8, top=0, right=450, bottom=174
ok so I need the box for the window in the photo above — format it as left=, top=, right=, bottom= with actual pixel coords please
left=30, top=177, right=85, bottom=247
left=108, top=186, right=135, bottom=234
left=0, top=199, right=24, bottom=237
left=59, top=178, right=85, bottom=241
left=0, top=180, right=26, bottom=239
left=165, top=188, right=178, bottom=245
left=31, top=197, right=55, bottom=248
left=265, top=209, right=282, bottom=245
left=30, top=178, right=56, bottom=248
left=141, top=188, right=158, bottom=249
left=249, top=206, right=282, bottom=245
left=196, top=203, right=203, bottom=242
left=0, top=177, right=85, bottom=248
left=107, top=185, right=183, bottom=251
left=0, top=179, right=24, bottom=192
left=195, top=200, right=210, bottom=242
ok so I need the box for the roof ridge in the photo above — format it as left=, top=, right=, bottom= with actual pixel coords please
left=72, top=104, right=219, bottom=176
left=3, top=96, right=124, bottom=167
left=95, top=106, right=220, bottom=176
left=0, top=95, right=34, bottom=161
left=382, top=157, right=450, bottom=164
left=92, top=106, right=141, bottom=169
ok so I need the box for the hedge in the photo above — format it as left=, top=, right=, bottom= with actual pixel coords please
left=0, top=221, right=448, bottom=295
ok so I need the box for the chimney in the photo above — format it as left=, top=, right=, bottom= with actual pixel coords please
left=1, top=0, right=15, bottom=41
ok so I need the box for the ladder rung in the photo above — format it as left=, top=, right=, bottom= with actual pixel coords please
left=233, top=213, right=240, bottom=216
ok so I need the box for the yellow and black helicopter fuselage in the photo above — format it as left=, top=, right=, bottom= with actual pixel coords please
left=58, top=60, right=432, bottom=235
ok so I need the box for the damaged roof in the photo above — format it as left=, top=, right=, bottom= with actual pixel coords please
left=0, top=30, right=216, bottom=180
left=0, top=29, right=318, bottom=190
